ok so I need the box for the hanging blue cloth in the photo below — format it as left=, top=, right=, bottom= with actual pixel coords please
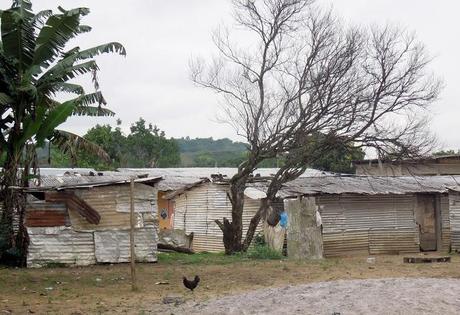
left=279, top=211, right=288, bottom=228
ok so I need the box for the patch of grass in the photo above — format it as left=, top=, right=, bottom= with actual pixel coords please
left=42, top=261, right=69, bottom=268
left=246, top=244, right=284, bottom=260
left=158, top=252, right=249, bottom=265
left=318, top=258, right=339, bottom=270
left=158, top=246, right=284, bottom=265
left=158, top=245, right=285, bottom=265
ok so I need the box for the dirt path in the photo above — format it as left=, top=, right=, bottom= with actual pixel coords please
left=3, top=254, right=460, bottom=314
left=172, top=278, right=460, bottom=315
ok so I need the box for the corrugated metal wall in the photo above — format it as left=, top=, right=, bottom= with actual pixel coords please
left=25, top=202, right=69, bottom=227
left=70, top=183, right=157, bottom=231
left=27, top=227, right=96, bottom=268
left=317, top=194, right=420, bottom=257
left=440, top=194, right=451, bottom=251
left=449, top=191, right=460, bottom=251
left=26, top=183, right=159, bottom=267
left=94, top=228, right=157, bottom=263
left=173, top=183, right=262, bottom=252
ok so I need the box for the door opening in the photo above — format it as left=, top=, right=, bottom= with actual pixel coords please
left=416, top=194, right=438, bottom=251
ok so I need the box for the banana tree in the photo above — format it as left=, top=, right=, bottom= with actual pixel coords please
left=0, top=0, right=126, bottom=264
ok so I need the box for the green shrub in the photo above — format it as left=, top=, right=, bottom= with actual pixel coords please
left=246, top=244, right=283, bottom=260
left=253, top=233, right=266, bottom=246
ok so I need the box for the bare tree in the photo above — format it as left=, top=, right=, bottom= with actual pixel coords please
left=191, top=0, right=441, bottom=254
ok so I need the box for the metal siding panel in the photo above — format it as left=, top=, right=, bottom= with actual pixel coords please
left=25, top=202, right=69, bottom=227
left=449, top=192, right=460, bottom=251
left=440, top=194, right=451, bottom=251
left=69, top=184, right=155, bottom=231
left=27, top=227, right=95, bottom=268
left=323, top=230, right=369, bottom=257
left=172, top=183, right=263, bottom=252
left=318, top=194, right=420, bottom=256
left=369, top=228, right=419, bottom=254
left=94, top=228, right=157, bottom=263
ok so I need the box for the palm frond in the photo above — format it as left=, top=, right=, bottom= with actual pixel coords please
left=0, top=93, right=13, bottom=105
left=34, top=100, right=75, bottom=146
left=77, top=25, right=92, bottom=34
left=33, top=8, right=90, bottom=68
left=37, top=60, right=99, bottom=88
left=51, top=129, right=110, bottom=162
left=74, top=91, right=106, bottom=106
left=1, top=1, right=36, bottom=69
left=33, top=9, right=52, bottom=26
left=43, top=42, right=126, bottom=76
left=52, top=82, right=85, bottom=95
left=57, top=7, right=90, bottom=17
left=72, top=106, right=114, bottom=117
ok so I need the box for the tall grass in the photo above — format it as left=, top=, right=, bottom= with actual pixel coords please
left=158, top=243, right=284, bottom=265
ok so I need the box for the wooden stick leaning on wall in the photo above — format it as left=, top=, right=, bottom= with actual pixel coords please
left=130, top=178, right=138, bottom=291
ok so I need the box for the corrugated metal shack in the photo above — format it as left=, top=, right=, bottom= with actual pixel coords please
left=153, top=168, right=329, bottom=253
left=117, top=168, right=328, bottom=231
left=164, top=180, right=263, bottom=252
left=277, top=175, right=460, bottom=257
left=23, top=174, right=162, bottom=268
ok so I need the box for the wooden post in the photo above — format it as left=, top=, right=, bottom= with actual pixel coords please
left=130, top=178, right=138, bottom=291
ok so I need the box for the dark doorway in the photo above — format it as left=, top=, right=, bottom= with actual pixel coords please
left=416, top=194, right=437, bottom=251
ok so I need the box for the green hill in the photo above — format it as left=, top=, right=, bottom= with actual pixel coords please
left=175, top=137, right=248, bottom=167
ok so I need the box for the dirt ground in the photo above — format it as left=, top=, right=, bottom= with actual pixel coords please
left=179, top=278, right=460, bottom=314
left=1, top=253, right=460, bottom=314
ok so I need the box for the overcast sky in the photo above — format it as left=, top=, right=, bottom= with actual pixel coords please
left=23, top=0, right=460, bottom=150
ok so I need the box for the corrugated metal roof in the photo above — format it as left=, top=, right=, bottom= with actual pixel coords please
left=25, top=174, right=162, bottom=191
left=0, top=168, right=97, bottom=176
left=117, top=167, right=330, bottom=191
left=280, top=175, right=460, bottom=197
left=38, top=168, right=98, bottom=176
left=353, top=154, right=460, bottom=165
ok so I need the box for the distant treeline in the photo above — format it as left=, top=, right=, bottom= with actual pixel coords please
left=42, top=118, right=365, bottom=173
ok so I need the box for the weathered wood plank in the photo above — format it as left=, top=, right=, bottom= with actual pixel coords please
left=403, top=256, right=451, bottom=263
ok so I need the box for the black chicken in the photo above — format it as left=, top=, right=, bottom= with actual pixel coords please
left=182, top=275, right=200, bottom=292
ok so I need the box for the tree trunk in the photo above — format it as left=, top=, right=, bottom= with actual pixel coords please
left=0, top=142, right=28, bottom=266
left=0, top=151, right=19, bottom=262
left=215, top=176, right=247, bottom=254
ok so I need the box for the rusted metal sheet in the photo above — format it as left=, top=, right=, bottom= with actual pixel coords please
left=69, top=183, right=156, bottom=231
left=25, top=202, right=70, bottom=227
left=172, top=183, right=263, bottom=252
left=27, top=227, right=95, bottom=268
left=93, top=228, right=157, bottom=263
left=25, top=209, right=68, bottom=227
left=317, top=194, right=420, bottom=257
left=45, top=192, right=101, bottom=224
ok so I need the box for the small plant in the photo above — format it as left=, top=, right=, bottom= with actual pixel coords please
left=246, top=244, right=283, bottom=260
left=253, top=233, right=266, bottom=246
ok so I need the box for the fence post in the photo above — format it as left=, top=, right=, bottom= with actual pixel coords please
left=130, top=178, right=138, bottom=291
